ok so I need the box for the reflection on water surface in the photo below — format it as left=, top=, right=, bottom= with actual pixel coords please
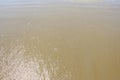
left=0, top=36, right=71, bottom=80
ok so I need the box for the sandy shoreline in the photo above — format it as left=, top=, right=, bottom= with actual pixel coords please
left=0, top=3, right=120, bottom=80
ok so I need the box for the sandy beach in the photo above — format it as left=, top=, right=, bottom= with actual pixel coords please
left=0, top=1, right=120, bottom=80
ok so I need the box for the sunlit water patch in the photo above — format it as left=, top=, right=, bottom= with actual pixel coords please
left=0, top=37, right=71, bottom=80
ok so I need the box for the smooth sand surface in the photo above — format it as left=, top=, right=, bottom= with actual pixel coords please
left=0, top=3, right=120, bottom=80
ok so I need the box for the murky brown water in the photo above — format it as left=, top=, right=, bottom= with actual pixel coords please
left=0, top=1, right=120, bottom=80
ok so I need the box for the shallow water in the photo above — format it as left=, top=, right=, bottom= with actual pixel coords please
left=0, top=0, right=120, bottom=80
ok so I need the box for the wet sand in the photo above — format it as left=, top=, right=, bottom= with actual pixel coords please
left=0, top=4, right=120, bottom=80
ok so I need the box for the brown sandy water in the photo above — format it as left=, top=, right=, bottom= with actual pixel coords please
left=0, top=3, right=120, bottom=80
